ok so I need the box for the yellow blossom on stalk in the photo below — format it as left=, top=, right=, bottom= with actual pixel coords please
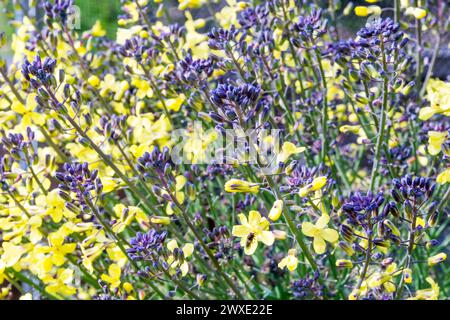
left=43, top=268, right=77, bottom=297
left=0, top=242, right=27, bottom=267
left=278, top=249, right=299, bottom=271
left=157, top=94, right=185, bottom=112
left=427, top=131, right=448, bottom=156
left=419, top=79, right=450, bottom=120
left=348, top=281, right=368, bottom=300
left=354, top=5, right=381, bottom=16
left=403, top=268, right=412, bottom=284
left=302, top=214, right=338, bottom=254
left=101, top=263, right=122, bottom=289
left=339, top=125, right=362, bottom=135
left=268, top=200, right=283, bottom=222
left=225, top=179, right=259, bottom=194
left=232, top=211, right=275, bottom=255
left=165, top=175, right=187, bottom=215
left=408, top=277, right=440, bottom=300
left=182, top=125, right=218, bottom=164
left=90, top=20, right=106, bottom=37
left=88, top=75, right=101, bottom=88
left=178, top=0, right=205, bottom=10
left=405, top=7, right=427, bottom=20
left=166, top=240, right=194, bottom=276
left=37, top=232, right=76, bottom=268
left=11, top=94, right=46, bottom=127
left=19, top=293, right=33, bottom=300
left=367, top=263, right=400, bottom=293
left=276, top=142, right=305, bottom=163
left=215, top=0, right=247, bottom=28
left=428, top=253, right=447, bottom=266
left=437, top=168, right=450, bottom=184
left=36, top=190, right=73, bottom=223
left=184, top=12, right=209, bottom=59
left=354, top=6, right=369, bottom=16
left=298, top=176, right=327, bottom=197
left=112, top=204, right=143, bottom=233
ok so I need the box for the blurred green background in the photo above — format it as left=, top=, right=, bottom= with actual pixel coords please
left=74, top=0, right=121, bottom=38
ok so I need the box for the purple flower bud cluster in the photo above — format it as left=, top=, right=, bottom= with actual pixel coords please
left=391, top=175, right=435, bottom=205
left=202, top=225, right=233, bottom=261
left=285, top=164, right=329, bottom=188
left=353, top=18, right=408, bottom=64
left=43, top=0, right=74, bottom=27
left=55, top=162, right=103, bottom=207
left=291, top=271, right=324, bottom=299
left=342, top=191, right=385, bottom=226
left=1, top=128, right=36, bottom=162
left=96, top=115, right=127, bottom=142
left=238, top=4, right=270, bottom=30
left=22, top=56, right=57, bottom=88
left=127, top=230, right=168, bottom=263
left=208, top=25, right=241, bottom=51
left=291, top=9, right=327, bottom=46
left=173, top=54, right=215, bottom=86
left=136, top=146, right=172, bottom=179
left=119, top=36, right=160, bottom=63
left=209, top=83, right=269, bottom=127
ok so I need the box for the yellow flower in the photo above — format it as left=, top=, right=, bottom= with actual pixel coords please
left=348, top=281, right=368, bottom=300
left=0, top=242, right=27, bottom=267
left=166, top=240, right=194, bottom=276
left=403, top=268, right=412, bottom=284
left=428, top=253, right=447, bottom=266
left=405, top=7, right=427, bottom=20
left=37, top=231, right=76, bottom=268
left=11, top=94, right=46, bottom=126
left=339, top=125, right=362, bottom=134
left=354, top=6, right=369, bottom=17
left=427, top=131, right=448, bottom=155
left=408, top=277, right=439, bottom=300
left=367, top=263, right=400, bottom=293
left=232, top=211, right=275, bottom=255
left=36, top=190, right=71, bottom=223
left=101, top=263, right=122, bottom=289
left=215, top=0, right=246, bottom=28
left=437, top=168, right=450, bottom=184
left=276, top=142, right=305, bottom=163
left=158, top=94, right=185, bottom=112
left=278, top=249, right=298, bottom=271
left=19, top=293, right=33, bottom=300
left=302, top=214, right=338, bottom=254
left=43, top=268, right=77, bottom=297
left=91, top=20, right=106, bottom=37
left=166, top=175, right=187, bottom=215
left=419, top=79, right=450, bottom=120
left=298, top=176, right=327, bottom=197
left=178, top=0, right=205, bottom=10
left=268, top=200, right=283, bottom=222
left=225, top=179, right=259, bottom=194
left=88, top=75, right=101, bottom=88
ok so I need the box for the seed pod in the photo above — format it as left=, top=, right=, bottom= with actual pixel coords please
left=339, top=224, right=355, bottom=243
left=427, top=210, right=438, bottom=227
left=338, top=241, right=355, bottom=256
left=403, top=200, right=413, bottom=221
left=336, top=259, right=353, bottom=268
